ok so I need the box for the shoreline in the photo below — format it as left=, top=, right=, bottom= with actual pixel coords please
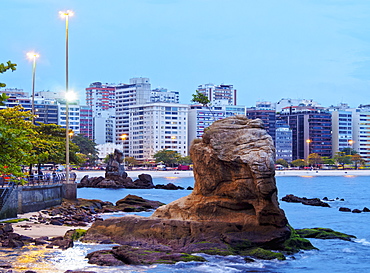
left=11, top=169, right=370, bottom=239
left=12, top=211, right=89, bottom=238
left=75, top=169, right=370, bottom=180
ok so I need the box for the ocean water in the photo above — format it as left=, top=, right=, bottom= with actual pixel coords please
left=4, top=175, right=370, bottom=272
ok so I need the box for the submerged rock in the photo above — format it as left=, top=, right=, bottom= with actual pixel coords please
left=281, top=194, right=330, bottom=207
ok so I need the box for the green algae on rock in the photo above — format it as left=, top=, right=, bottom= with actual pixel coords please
left=296, top=227, right=356, bottom=241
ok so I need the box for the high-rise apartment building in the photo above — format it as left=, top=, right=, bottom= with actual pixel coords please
left=277, top=106, right=332, bottom=160
left=150, top=88, right=179, bottom=104
left=275, top=121, right=293, bottom=162
left=246, top=102, right=276, bottom=142
left=354, top=105, right=370, bottom=161
left=115, top=78, right=152, bottom=156
left=129, top=103, right=189, bottom=160
left=86, top=82, right=116, bottom=112
left=330, top=104, right=354, bottom=156
left=188, top=105, right=246, bottom=143
left=58, top=103, right=80, bottom=134
left=80, top=105, right=94, bottom=139
left=94, top=109, right=116, bottom=144
left=197, top=83, right=237, bottom=106
left=0, top=91, right=59, bottom=125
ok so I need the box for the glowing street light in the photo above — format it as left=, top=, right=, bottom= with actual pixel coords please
left=121, top=134, right=128, bottom=168
left=60, top=10, right=74, bottom=183
left=26, top=52, right=39, bottom=123
left=306, top=139, right=311, bottom=158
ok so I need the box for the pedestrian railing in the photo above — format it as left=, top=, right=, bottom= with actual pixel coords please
left=21, top=172, right=77, bottom=186
left=0, top=181, right=16, bottom=211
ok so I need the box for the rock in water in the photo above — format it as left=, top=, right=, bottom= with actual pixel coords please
left=153, top=115, right=288, bottom=228
left=84, top=116, right=291, bottom=257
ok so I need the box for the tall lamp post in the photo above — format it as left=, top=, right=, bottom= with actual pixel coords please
left=306, top=139, right=311, bottom=160
left=60, top=10, right=74, bottom=183
left=121, top=134, right=128, bottom=168
left=26, top=52, right=39, bottom=124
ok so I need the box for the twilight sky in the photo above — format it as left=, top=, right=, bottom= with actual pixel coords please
left=1, top=0, right=370, bottom=108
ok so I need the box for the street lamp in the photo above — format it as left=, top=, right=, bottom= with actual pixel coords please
left=26, top=52, right=39, bottom=123
left=60, top=10, right=74, bottom=183
left=306, top=139, right=311, bottom=158
left=121, top=134, right=128, bottom=168
left=348, top=139, right=354, bottom=155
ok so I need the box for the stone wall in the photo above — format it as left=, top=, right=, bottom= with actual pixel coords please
left=0, top=183, right=77, bottom=219
left=18, top=185, right=63, bottom=213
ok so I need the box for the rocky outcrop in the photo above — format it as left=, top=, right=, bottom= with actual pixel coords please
left=152, top=116, right=288, bottom=228
left=77, top=173, right=154, bottom=189
left=84, top=116, right=295, bottom=264
left=281, top=194, right=330, bottom=207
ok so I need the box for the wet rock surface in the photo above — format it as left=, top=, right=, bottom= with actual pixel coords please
left=281, top=194, right=331, bottom=207
left=0, top=222, right=79, bottom=250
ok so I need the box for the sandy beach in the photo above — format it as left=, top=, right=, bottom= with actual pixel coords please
left=12, top=211, right=89, bottom=238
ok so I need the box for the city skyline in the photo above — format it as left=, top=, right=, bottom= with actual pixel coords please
left=2, top=0, right=370, bottom=108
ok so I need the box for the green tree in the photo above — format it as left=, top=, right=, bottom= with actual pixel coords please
left=154, top=149, right=181, bottom=166
left=0, top=106, right=35, bottom=179
left=307, top=153, right=322, bottom=168
left=322, top=156, right=335, bottom=165
left=191, top=90, right=211, bottom=106
left=334, top=152, right=352, bottom=168
left=72, top=134, right=99, bottom=166
left=125, top=156, right=138, bottom=167
left=178, top=155, right=192, bottom=165
left=340, top=147, right=357, bottom=156
left=291, top=159, right=306, bottom=167
left=0, top=61, right=17, bottom=88
left=32, top=123, right=82, bottom=169
left=191, top=90, right=216, bottom=122
left=276, top=158, right=289, bottom=167
left=351, top=154, right=365, bottom=169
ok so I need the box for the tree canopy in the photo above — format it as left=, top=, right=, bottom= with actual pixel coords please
left=276, top=158, right=289, bottom=167
left=191, top=90, right=211, bottom=106
left=154, top=149, right=181, bottom=166
left=0, top=60, right=17, bottom=88
left=0, top=106, right=85, bottom=181
left=72, top=134, right=99, bottom=166
left=0, top=106, right=35, bottom=178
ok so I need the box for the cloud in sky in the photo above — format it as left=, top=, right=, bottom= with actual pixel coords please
left=1, top=0, right=370, bottom=107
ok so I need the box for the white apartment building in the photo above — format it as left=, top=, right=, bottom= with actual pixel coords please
left=58, top=104, right=80, bottom=134
left=96, top=143, right=122, bottom=162
left=197, top=83, right=237, bottom=106
left=94, top=109, right=116, bottom=144
left=86, top=82, right=116, bottom=113
left=354, top=105, right=370, bottom=162
left=129, top=103, right=189, bottom=161
left=115, top=78, right=151, bottom=155
left=150, top=88, right=179, bottom=103
left=331, top=109, right=354, bottom=156
left=188, top=105, right=246, bottom=143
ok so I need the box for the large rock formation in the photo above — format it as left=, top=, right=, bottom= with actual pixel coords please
left=83, top=116, right=294, bottom=262
left=153, top=115, right=287, bottom=228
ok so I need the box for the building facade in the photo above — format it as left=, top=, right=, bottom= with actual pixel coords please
left=188, top=105, right=246, bottom=143
left=86, top=82, right=116, bottom=112
left=246, top=107, right=276, bottom=142
left=275, top=121, right=293, bottom=162
left=129, top=103, right=189, bottom=161
left=196, top=83, right=237, bottom=106
left=94, top=109, right=116, bottom=144
left=277, top=106, right=332, bottom=160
